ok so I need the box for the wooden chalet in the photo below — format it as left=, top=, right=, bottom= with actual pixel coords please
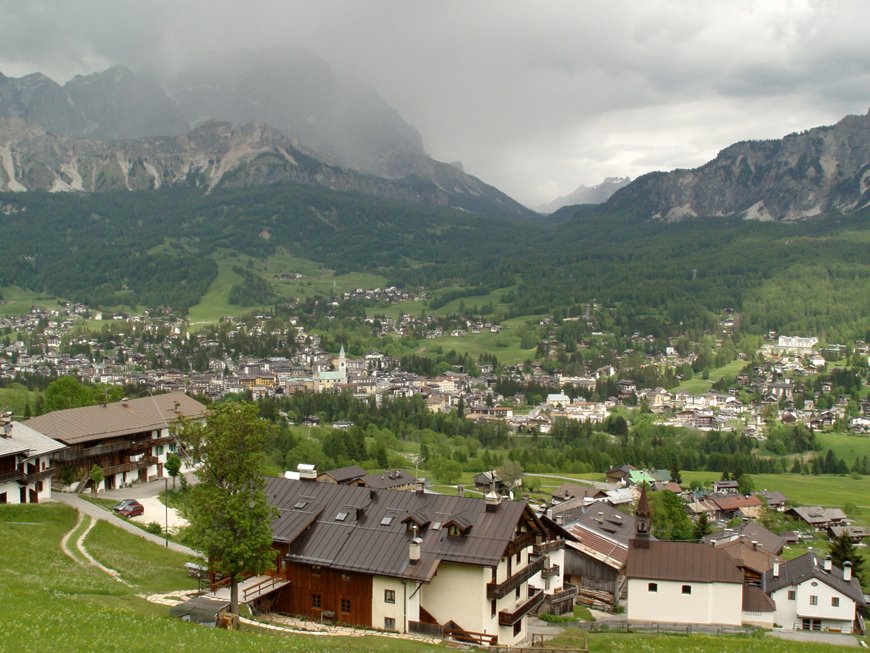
left=0, top=419, right=65, bottom=504
left=24, top=392, right=206, bottom=493
left=263, top=477, right=563, bottom=646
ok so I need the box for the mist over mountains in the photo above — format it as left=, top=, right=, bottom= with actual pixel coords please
left=0, top=49, right=533, bottom=217
left=0, top=46, right=868, bottom=223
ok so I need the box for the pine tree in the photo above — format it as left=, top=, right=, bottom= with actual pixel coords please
left=829, top=532, right=863, bottom=582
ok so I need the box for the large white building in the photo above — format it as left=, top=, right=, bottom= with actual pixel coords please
left=763, top=554, right=865, bottom=634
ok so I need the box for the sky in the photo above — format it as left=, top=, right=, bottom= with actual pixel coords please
left=1, top=0, right=868, bottom=207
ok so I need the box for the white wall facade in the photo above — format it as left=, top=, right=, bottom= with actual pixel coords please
left=771, top=580, right=857, bottom=633
left=371, top=575, right=417, bottom=632
left=628, top=578, right=742, bottom=626
left=0, top=453, right=54, bottom=504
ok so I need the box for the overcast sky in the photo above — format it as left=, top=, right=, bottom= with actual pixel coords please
left=1, top=0, right=868, bottom=206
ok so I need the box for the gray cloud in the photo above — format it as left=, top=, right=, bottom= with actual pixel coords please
left=0, top=0, right=867, bottom=206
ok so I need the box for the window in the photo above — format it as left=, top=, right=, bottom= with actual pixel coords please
left=336, top=511, right=348, bottom=521
left=293, top=501, right=307, bottom=509
left=155, top=445, right=164, bottom=456
left=340, top=598, right=351, bottom=614
left=380, top=516, right=394, bottom=526
left=0, top=492, right=6, bottom=504
left=682, top=585, right=692, bottom=595
left=491, top=599, right=497, bottom=618
left=516, top=550, right=521, bottom=564
left=432, top=521, right=442, bottom=530
left=648, top=583, right=658, bottom=592
left=384, top=617, right=396, bottom=631
left=448, top=524, right=461, bottom=537
left=515, top=586, right=521, bottom=599
left=809, top=595, right=818, bottom=606
left=384, top=589, right=396, bottom=604
left=513, top=621, right=522, bottom=637
left=341, top=573, right=351, bottom=582
left=788, top=590, right=796, bottom=600
left=311, top=594, right=321, bottom=609
left=311, top=565, right=321, bottom=576
left=832, top=597, right=840, bottom=607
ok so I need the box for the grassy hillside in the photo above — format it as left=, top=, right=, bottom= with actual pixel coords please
left=0, top=504, right=440, bottom=652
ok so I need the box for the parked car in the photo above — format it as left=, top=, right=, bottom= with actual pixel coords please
left=113, top=499, right=144, bottom=517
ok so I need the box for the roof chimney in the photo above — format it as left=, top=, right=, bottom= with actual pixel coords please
left=843, top=561, right=852, bottom=582
left=751, top=540, right=759, bottom=550
left=485, top=490, right=502, bottom=512
left=409, top=536, right=422, bottom=564
left=415, top=478, right=426, bottom=495
left=772, top=559, right=780, bottom=578
left=457, top=484, right=465, bottom=497
left=297, top=463, right=317, bottom=480
left=824, top=556, right=832, bottom=572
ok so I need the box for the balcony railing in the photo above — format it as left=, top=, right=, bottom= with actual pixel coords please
left=101, top=456, right=157, bottom=477
left=498, top=589, right=545, bottom=626
left=487, top=555, right=546, bottom=599
left=0, top=466, right=54, bottom=484
left=533, top=539, right=564, bottom=555
left=0, top=468, right=22, bottom=483
left=542, top=563, right=560, bottom=579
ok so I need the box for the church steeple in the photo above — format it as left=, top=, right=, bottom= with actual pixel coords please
left=634, top=483, right=651, bottom=547
left=338, top=345, right=347, bottom=380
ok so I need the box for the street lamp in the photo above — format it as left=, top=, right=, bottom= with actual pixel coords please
left=164, top=476, right=169, bottom=548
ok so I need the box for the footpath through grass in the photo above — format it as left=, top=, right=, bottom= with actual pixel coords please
left=0, top=503, right=442, bottom=653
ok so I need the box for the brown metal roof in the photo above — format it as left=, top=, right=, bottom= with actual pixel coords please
left=319, top=465, right=366, bottom=483
left=742, top=586, right=776, bottom=612
left=266, top=477, right=543, bottom=582
left=23, top=392, right=207, bottom=445
left=626, top=540, right=743, bottom=584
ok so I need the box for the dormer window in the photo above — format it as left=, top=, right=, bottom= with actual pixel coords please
left=448, top=524, right=461, bottom=537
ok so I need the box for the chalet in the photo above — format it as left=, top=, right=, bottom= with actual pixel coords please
left=789, top=506, right=848, bottom=531
left=0, top=418, right=65, bottom=504
left=828, top=525, right=870, bottom=543
left=702, top=522, right=786, bottom=557
left=317, top=465, right=367, bottom=486
left=763, top=554, right=865, bottom=634
left=709, top=494, right=763, bottom=521
left=550, top=483, right=607, bottom=505
left=24, top=392, right=206, bottom=493
left=605, top=464, right=635, bottom=485
left=712, top=479, right=739, bottom=494
left=264, top=477, right=560, bottom=646
left=757, top=490, right=788, bottom=511
left=473, top=470, right=512, bottom=494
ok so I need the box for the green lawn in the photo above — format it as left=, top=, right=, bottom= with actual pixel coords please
left=0, top=285, right=61, bottom=316
left=681, top=471, right=870, bottom=510
left=0, top=503, right=443, bottom=652
left=416, top=315, right=541, bottom=365
left=816, top=432, right=870, bottom=467
left=669, top=359, right=747, bottom=395
left=0, top=384, right=40, bottom=419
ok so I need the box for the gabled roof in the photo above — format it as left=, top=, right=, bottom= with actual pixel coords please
left=23, top=392, right=206, bottom=445
left=265, top=477, right=545, bottom=583
left=566, top=525, right=628, bottom=570
left=709, top=494, right=762, bottom=511
left=763, top=553, right=865, bottom=606
left=364, top=469, right=416, bottom=490
left=0, top=421, right=66, bottom=458
left=790, top=505, right=847, bottom=525
left=702, top=522, right=786, bottom=556
left=627, top=540, right=743, bottom=585
left=319, top=465, right=366, bottom=484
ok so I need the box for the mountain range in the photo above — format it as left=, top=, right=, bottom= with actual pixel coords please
left=0, top=50, right=868, bottom=222
left=606, top=109, right=870, bottom=221
left=0, top=52, right=532, bottom=218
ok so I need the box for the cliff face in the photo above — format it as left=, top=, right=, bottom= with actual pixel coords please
left=608, top=110, right=870, bottom=221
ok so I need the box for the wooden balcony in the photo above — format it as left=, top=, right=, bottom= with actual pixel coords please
left=533, top=539, right=564, bottom=555
left=506, top=530, right=536, bottom=557
left=0, top=468, right=23, bottom=483
left=487, top=554, right=545, bottom=599
left=0, top=466, right=54, bottom=484
left=498, top=589, right=545, bottom=626
left=542, top=563, right=560, bottom=579
left=102, top=456, right=157, bottom=477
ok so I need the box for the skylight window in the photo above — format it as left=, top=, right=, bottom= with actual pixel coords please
left=336, top=511, right=348, bottom=521
left=293, top=501, right=307, bottom=509
left=380, top=516, right=394, bottom=526
left=432, top=521, right=442, bottom=530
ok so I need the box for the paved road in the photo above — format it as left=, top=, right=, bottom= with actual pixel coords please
left=52, top=492, right=200, bottom=557
left=769, top=629, right=861, bottom=647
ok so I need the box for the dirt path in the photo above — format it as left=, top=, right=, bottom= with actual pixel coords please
left=58, top=508, right=132, bottom=586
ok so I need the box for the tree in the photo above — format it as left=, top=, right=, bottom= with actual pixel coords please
left=165, top=453, right=182, bottom=489
left=736, top=473, right=754, bottom=495
left=669, top=463, right=682, bottom=485
left=89, top=464, right=104, bottom=497
left=177, top=402, right=277, bottom=618
left=649, top=490, right=693, bottom=541
left=692, top=513, right=712, bottom=541
left=829, top=532, right=863, bottom=582
left=497, top=460, right=524, bottom=491
left=43, top=377, right=95, bottom=412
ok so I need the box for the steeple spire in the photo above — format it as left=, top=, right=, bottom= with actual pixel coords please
left=634, top=483, right=651, bottom=547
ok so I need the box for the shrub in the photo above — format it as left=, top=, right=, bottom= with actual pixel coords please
left=145, top=522, right=162, bottom=535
